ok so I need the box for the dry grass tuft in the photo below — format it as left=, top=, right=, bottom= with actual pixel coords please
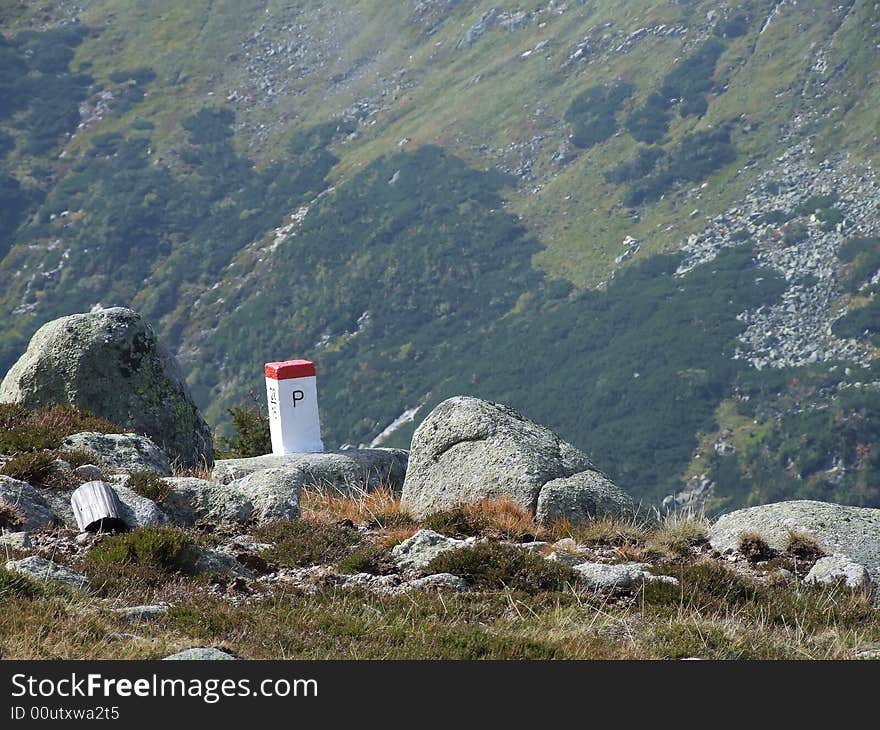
left=645, top=510, right=708, bottom=558
left=552, top=513, right=651, bottom=546
left=301, top=484, right=414, bottom=528
left=737, top=531, right=775, bottom=563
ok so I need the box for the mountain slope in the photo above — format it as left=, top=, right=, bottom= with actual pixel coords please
left=2, top=0, right=880, bottom=510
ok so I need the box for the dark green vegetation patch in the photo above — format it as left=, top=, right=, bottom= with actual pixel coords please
left=565, top=82, right=634, bottom=149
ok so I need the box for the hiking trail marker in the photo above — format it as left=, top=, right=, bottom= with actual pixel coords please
left=265, top=359, right=324, bottom=454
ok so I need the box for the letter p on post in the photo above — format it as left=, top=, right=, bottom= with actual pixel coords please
left=265, top=359, right=325, bottom=454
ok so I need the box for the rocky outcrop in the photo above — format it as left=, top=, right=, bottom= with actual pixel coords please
left=0, top=307, right=212, bottom=468
left=709, top=500, right=880, bottom=582
left=212, top=448, right=408, bottom=495
left=112, top=484, right=168, bottom=529
left=62, top=432, right=172, bottom=476
left=0, top=475, right=57, bottom=531
left=400, top=396, right=629, bottom=523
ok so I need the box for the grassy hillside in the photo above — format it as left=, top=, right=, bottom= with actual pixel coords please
left=1, top=0, right=880, bottom=509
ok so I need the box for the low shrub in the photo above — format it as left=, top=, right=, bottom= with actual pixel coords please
left=86, top=527, right=201, bottom=574
left=737, top=531, right=775, bottom=563
left=0, top=500, right=25, bottom=530
left=0, top=567, right=48, bottom=600
left=127, top=472, right=172, bottom=504
left=1, top=450, right=57, bottom=486
left=785, top=530, right=824, bottom=562
left=0, top=404, right=122, bottom=454
left=336, top=545, right=397, bottom=575
left=426, top=542, right=576, bottom=593
left=254, top=520, right=362, bottom=568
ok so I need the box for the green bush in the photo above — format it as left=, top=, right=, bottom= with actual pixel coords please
left=254, top=520, right=362, bottom=568
left=1, top=451, right=57, bottom=486
left=0, top=404, right=122, bottom=454
left=565, top=83, right=633, bottom=149
left=217, top=404, right=271, bottom=458
left=424, top=506, right=487, bottom=538
left=426, top=542, right=576, bottom=593
left=86, top=527, right=201, bottom=574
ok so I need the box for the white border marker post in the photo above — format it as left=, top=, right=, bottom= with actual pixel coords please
left=265, top=359, right=325, bottom=454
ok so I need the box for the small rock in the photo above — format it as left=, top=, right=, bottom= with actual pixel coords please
left=5, top=556, right=90, bottom=592
left=226, top=468, right=303, bottom=522
left=0, top=531, right=30, bottom=548
left=805, top=555, right=872, bottom=590
left=536, top=470, right=636, bottom=525
left=390, top=529, right=469, bottom=570
left=162, top=647, right=236, bottom=660
left=196, top=549, right=253, bottom=578
left=402, top=573, right=468, bottom=592
left=113, top=484, right=169, bottom=529
left=161, top=477, right=254, bottom=526
left=115, top=604, right=170, bottom=622
left=573, top=561, right=674, bottom=591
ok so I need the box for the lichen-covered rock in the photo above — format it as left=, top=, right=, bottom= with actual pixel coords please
left=0, top=475, right=57, bottom=531
left=5, top=555, right=90, bottom=591
left=535, top=470, right=635, bottom=525
left=390, top=529, right=470, bottom=570
left=0, top=307, right=212, bottom=468
left=161, top=477, right=254, bottom=526
left=400, top=396, right=596, bottom=518
left=195, top=549, right=253, bottom=578
left=112, top=484, right=168, bottom=529
left=114, top=604, right=170, bottom=622
left=401, top=573, right=468, bottom=592
left=73, top=464, right=103, bottom=481
left=212, top=448, right=408, bottom=495
left=573, top=561, right=677, bottom=591
left=226, top=468, right=303, bottom=522
left=62, top=432, right=172, bottom=475
left=805, top=555, right=872, bottom=590
left=709, top=500, right=880, bottom=582
left=162, top=648, right=236, bottom=660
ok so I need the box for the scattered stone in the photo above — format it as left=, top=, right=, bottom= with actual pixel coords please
left=805, top=555, right=872, bottom=590
left=535, top=470, right=635, bottom=525
left=0, top=531, right=30, bottom=548
left=709, top=500, right=880, bottom=582
left=0, top=475, right=58, bottom=531
left=114, top=605, right=170, bottom=622
left=573, top=561, right=677, bottom=590
left=212, top=448, right=408, bottom=495
left=0, top=307, right=213, bottom=468
left=390, top=529, right=470, bottom=570
left=5, top=556, right=90, bottom=592
left=162, top=647, right=236, bottom=660
left=402, top=573, right=468, bottom=592
left=401, top=396, right=597, bottom=518
left=62, top=432, right=172, bottom=476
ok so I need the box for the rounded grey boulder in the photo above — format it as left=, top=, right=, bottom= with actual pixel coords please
left=709, top=500, right=880, bottom=583
left=401, top=396, right=626, bottom=521
left=0, top=475, right=58, bottom=531
left=62, top=432, right=172, bottom=475
left=535, top=470, right=635, bottom=524
left=0, top=307, right=212, bottom=468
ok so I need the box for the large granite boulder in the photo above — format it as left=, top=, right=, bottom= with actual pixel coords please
left=61, top=432, right=172, bottom=475
left=709, top=500, right=880, bottom=582
left=0, top=475, right=57, bottom=531
left=0, top=307, right=212, bottom=468
left=400, top=396, right=628, bottom=522
left=212, top=448, right=408, bottom=495
left=225, top=468, right=303, bottom=522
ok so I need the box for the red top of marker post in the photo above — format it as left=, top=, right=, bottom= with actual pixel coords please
left=265, top=359, right=316, bottom=380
